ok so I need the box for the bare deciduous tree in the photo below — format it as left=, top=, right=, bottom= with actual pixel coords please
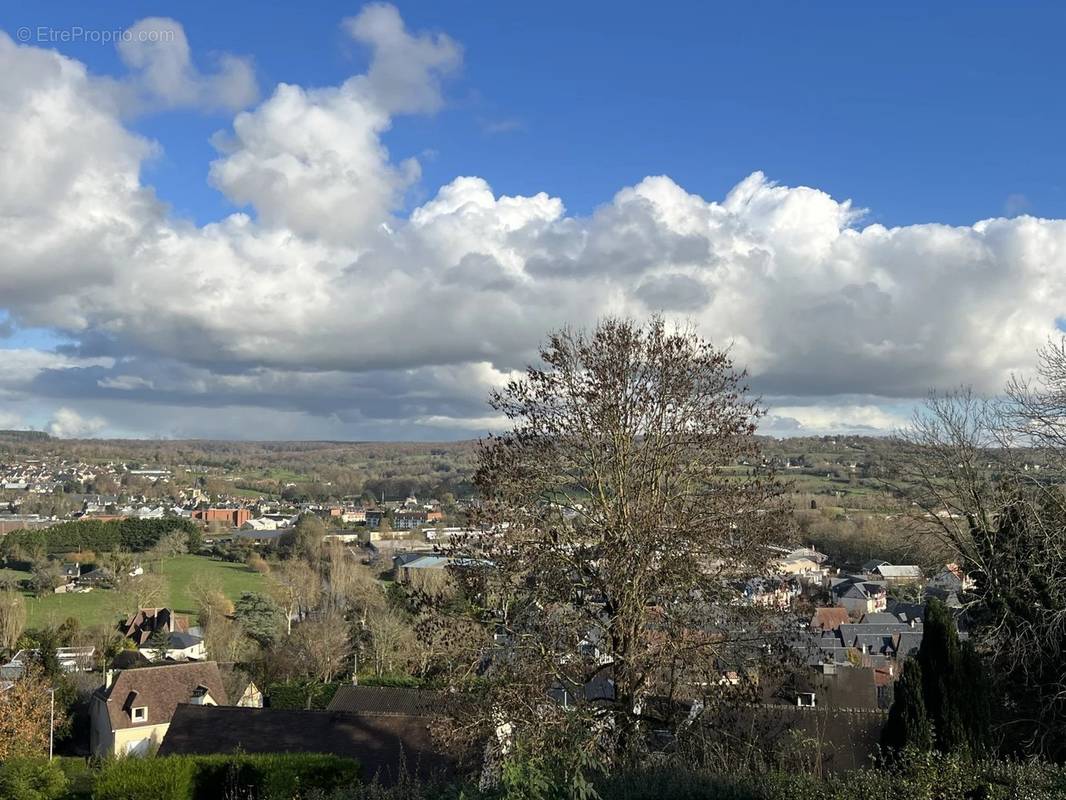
left=0, top=587, right=26, bottom=655
left=897, top=341, right=1066, bottom=759
left=269, top=560, right=321, bottom=636
left=450, top=317, right=789, bottom=764
left=324, top=539, right=381, bottom=615
left=205, top=614, right=252, bottom=664
left=294, top=609, right=351, bottom=682
left=363, top=605, right=417, bottom=677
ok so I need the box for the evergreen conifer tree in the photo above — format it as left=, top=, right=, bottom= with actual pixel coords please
left=881, top=657, right=933, bottom=753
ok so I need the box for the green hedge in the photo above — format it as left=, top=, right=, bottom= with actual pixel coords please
left=93, top=754, right=360, bottom=800
left=2, top=518, right=198, bottom=555
left=192, top=754, right=361, bottom=800
left=93, top=758, right=196, bottom=800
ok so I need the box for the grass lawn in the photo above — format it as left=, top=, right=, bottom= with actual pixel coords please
left=232, top=487, right=276, bottom=499
left=0, top=566, right=26, bottom=584
left=21, top=555, right=266, bottom=629
left=23, top=588, right=123, bottom=631
left=160, top=554, right=266, bottom=617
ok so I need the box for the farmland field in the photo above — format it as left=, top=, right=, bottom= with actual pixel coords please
left=15, top=555, right=266, bottom=629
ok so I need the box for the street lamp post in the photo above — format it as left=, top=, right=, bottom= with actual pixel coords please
left=48, top=687, right=55, bottom=761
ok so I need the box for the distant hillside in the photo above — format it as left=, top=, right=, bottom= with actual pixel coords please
left=0, top=429, right=51, bottom=442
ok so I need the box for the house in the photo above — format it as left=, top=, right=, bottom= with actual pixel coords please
left=90, top=661, right=229, bottom=757
left=394, top=510, right=428, bottom=530
left=121, top=608, right=190, bottom=647
left=341, top=508, right=367, bottom=524
left=870, top=564, right=924, bottom=583
left=830, top=577, right=888, bottom=615
left=784, top=665, right=885, bottom=710
left=60, top=561, right=81, bottom=581
left=240, top=517, right=278, bottom=532
left=218, top=663, right=263, bottom=709
left=810, top=607, right=850, bottom=633
left=191, top=508, right=252, bottom=528
left=743, top=577, right=801, bottom=609
left=326, top=685, right=444, bottom=716
left=775, top=551, right=829, bottom=583
left=110, top=650, right=154, bottom=670
left=139, top=631, right=207, bottom=662
left=925, top=563, right=975, bottom=607
left=0, top=647, right=95, bottom=679
left=158, top=704, right=456, bottom=784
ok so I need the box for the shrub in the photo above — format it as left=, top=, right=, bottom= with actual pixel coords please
left=0, top=758, right=69, bottom=800
left=92, top=753, right=361, bottom=800
left=94, top=756, right=197, bottom=800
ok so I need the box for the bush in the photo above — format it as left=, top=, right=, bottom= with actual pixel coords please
left=193, top=753, right=361, bottom=800
left=93, top=753, right=361, bottom=800
left=0, top=758, right=69, bottom=800
left=94, top=757, right=197, bottom=800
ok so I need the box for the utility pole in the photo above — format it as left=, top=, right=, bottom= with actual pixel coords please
left=48, top=687, right=55, bottom=761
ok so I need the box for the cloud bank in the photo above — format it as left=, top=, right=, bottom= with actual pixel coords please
left=0, top=5, right=1063, bottom=439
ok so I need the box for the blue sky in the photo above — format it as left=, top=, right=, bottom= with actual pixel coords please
left=0, top=2, right=1064, bottom=439
left=3, top=1, right=1064, bottom=229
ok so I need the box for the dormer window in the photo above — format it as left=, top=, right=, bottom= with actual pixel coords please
left=131, top=706, right=147, bottom=722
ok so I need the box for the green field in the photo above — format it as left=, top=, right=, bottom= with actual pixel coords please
left=18, top=555, right=266, bottom=629
left=160, top=554, right=266, bottom=616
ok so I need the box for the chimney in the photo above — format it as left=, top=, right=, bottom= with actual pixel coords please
left=104, top=669, right=114, bottom=690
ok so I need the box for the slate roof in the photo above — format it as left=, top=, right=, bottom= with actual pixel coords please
left=96, top=661, right=228, bottom=732
left=874, top=564, right=924, bottom=580
left=831, top=578, right=886, bottom=600
left=121, top=608, right=189, bottom=645
left=886, top=600, right=926, bottom=623
left=167, top=632, right=203, bottom=650
left=158, top=705, right=455, bottom=784
left=860, top=612, right=902, bottom=624
left=110, top=650, right=153, bottom=670
left=326, top=686, right=443, bottom=716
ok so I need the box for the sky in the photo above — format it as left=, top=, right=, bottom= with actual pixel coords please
left=0, top=1, right=1064, bottom=440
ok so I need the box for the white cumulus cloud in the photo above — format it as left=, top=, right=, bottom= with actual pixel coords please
left=47, top=407, right=106, bottom=439
left=0, top=5, right=1064, bottom=439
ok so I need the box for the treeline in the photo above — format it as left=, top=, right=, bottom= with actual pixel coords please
left=1, top=517, right=198, bottom=556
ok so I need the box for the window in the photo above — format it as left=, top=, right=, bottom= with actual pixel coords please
left=131, top=706, right=147, bottom=722
left=796, top=692, right=816, bottom=708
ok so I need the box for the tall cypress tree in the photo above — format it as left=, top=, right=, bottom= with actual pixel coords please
left=882, top=599, right=992, bottom=756
left=919, top=599, right=966, bottom=752
left=957, top=639, right=993, bottom=754
left=881, top=657, right=933, bottom=753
